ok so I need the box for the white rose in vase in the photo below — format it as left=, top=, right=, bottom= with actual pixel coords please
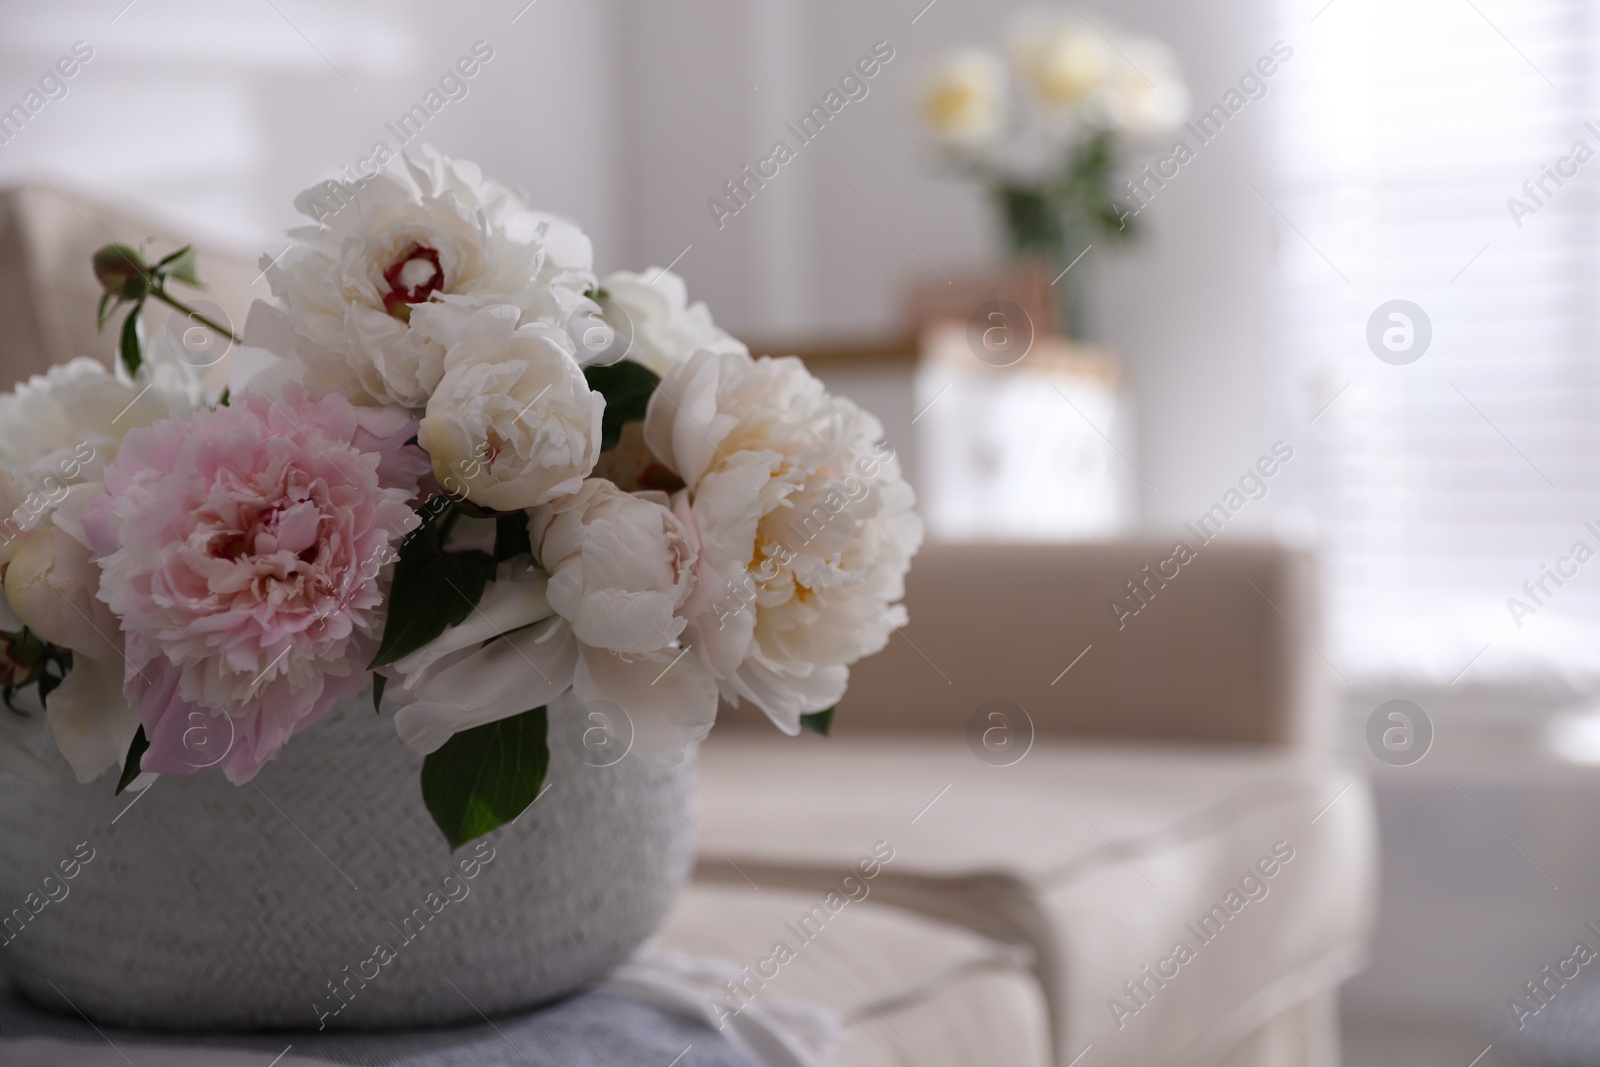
left=1099, top=37, right=1189, bottom=135
left=1006, top=13, right=1110, bottom=111
left=919, top=49, right=1009, bottom=148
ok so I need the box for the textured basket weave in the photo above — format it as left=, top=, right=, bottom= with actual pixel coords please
left=0, top=696, right=697, bottom=1031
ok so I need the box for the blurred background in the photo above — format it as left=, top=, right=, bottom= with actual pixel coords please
left=4, top=0, right=1600, bottom=1062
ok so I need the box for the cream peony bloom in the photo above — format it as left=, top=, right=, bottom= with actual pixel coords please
left=3, top=521, right=139, bottom=783
left=391, top=559, right=578, bottom=756
left=4, top=526, right=117, bottom=655
left=556, top=640, right=717, bottom=766
left=417, top=304, right=604, bottom=511
left=645, top=351, right=923, bottom=732
left=0, top=359, right=185, bottom=782
left=594, top=268, right=747, bottom=378
left=920, top=49, right=1009, bottom=147
left=251, top=146, right=596, bottom=409
left=1007, top=15, right=1109, bottom=109
left=532, top=479, right=695, bottom=655
left=389, top=553, right=717, bottom=763
left=1101, top=37, right=1189, bottom=135
left=0, top=358, right=184, bottom=560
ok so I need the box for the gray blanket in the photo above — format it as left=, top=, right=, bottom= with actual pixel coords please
left=0, top=978, right=760, bottom=1067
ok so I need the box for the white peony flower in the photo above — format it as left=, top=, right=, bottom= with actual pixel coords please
left=417, top=304, right=604, bottom=512
left=39, top=655, right=131, bottom=786
left=556, top=640, right=718, bottom=766
left=1100, top=37, right=1189, bottom=135
left=389, top=553, right=717, bottom=763
left=920, top=49, right=1009, bottom=148
left=1005, top=12, right=1187, bottom=137
left=3, top=525, right=118, bottom=655
left=1007, top=14, right=1109, bottom=110
left=0, top=358, right=188, bottom=782
left=391, top=558, right=578, bottom=755
left=644, top=350, right=923, bottom=732
left=532, top=479, right=695, bottom=655
left=595, top=268, right=747, bottom=378
left=0, top=358, right=184, bottom=559
left=250, top=146, right=596, bottom=409
left=3, top=519, right=138, bottom=783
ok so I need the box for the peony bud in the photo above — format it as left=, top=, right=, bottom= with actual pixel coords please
left=3, top=526, right=115, bottom=655
left=92, top=244, right=150, bottom=300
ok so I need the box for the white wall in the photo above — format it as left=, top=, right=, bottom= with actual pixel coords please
left=0, top=0, right=627, bottom=264
left=616, top=0, right=1285, bottom=533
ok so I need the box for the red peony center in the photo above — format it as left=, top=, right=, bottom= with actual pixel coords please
left=382, top=244, right=445, bottom=321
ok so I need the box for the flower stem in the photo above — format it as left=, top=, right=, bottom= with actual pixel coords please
left=438, top=506, right=461, bottom=544
left=149, top=287, right=242, bottom=345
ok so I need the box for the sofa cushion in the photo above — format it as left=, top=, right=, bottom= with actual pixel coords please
left=693, top=735, right=1375, bottom=1067
left=652, top=883, right=1052, bottom=1067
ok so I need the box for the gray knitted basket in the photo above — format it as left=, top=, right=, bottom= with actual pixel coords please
left=0, top=695, right=696, bottom=1031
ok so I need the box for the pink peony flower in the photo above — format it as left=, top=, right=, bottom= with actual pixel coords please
left=82, top=386, right=427, bottom=783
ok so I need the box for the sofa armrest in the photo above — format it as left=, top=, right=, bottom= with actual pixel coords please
left=829, top=540, right=1328, bottom=749
left=0, top=182, right=259, bottom=391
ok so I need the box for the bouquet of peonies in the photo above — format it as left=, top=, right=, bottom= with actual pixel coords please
left=0, top=149, right=921, bottom=846
left=916, top=7, right=1188, bottom=337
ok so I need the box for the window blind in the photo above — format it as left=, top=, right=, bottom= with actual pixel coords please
left=1271, top=0, right=1600, bottom=660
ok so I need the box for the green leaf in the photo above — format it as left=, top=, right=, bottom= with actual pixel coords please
left=421, top=707, right=549, bottom=849
left=1098, top=202, right=1136, bottom=241
left=994, top=183, right=1065, bottom=258
left=494, top=512, right=532, bottom=562
left=96, top=291, right=117, bottom=331
left=115, top=727, right=149, bottom=796
left=36, top=665, right=63, bottom=706
left=799, top=707, right=834, bottom=736
left=14, top=628, right=47, bottom=669
left=153, top=245, right=200, bottom=287
left=584, top=361, right=661, bottom=452
left=118, top=300, right=144, bottom=377
left=218, top=387, right=231, bottom=407
left=369, top=522, right=497, bottom=667
left=372, top=673, right=388, bottom=714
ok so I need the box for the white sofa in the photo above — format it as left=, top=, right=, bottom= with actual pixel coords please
left=677, top=735, right=1371, bottom=1066
left=669, top=542, right=1376, bottom=1067
left=0, top=184, right=1377, bottom=1067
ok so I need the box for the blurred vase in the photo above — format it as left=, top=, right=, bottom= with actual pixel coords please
left=994, top=182, right=1091, bottom=341
left=0, top=696, right=695, bottom=1030
left=991, top=130, right=1126, bottom=342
